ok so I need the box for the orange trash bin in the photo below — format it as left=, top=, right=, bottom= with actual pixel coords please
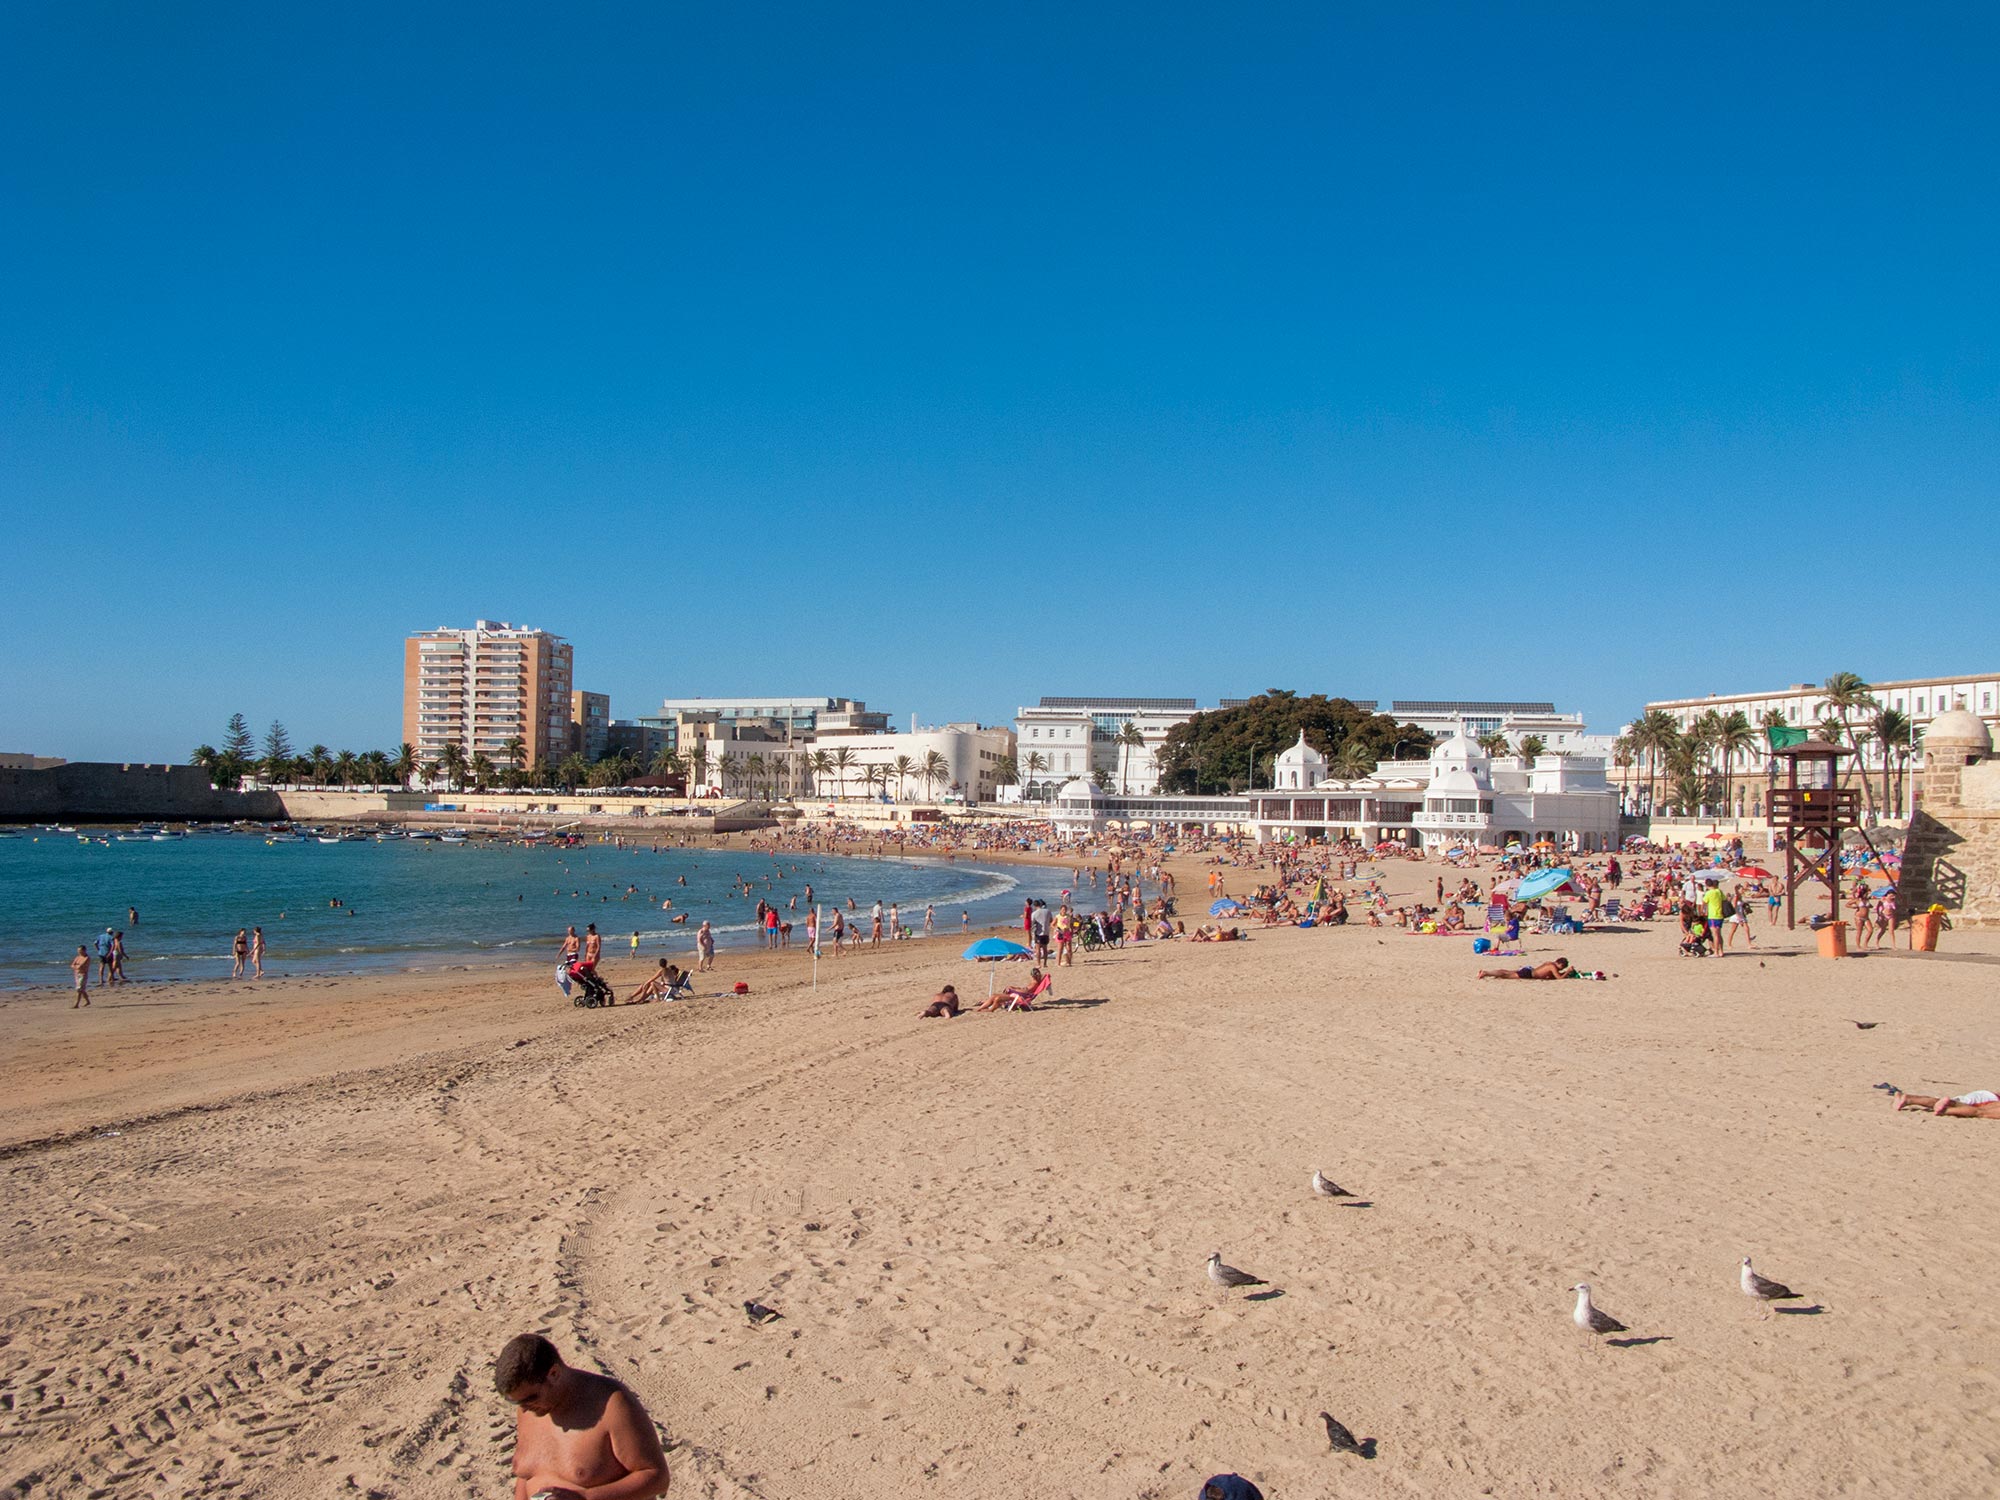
left=1816, top=920, right=1848, bottom=959
left=1911, top=912, right=1941, bottom=953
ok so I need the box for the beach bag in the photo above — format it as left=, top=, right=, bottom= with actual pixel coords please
left=733, top=981, right=750, bottom=995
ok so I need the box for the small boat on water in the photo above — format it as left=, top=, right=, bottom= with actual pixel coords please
left=439, top=834, right=469, bottom=844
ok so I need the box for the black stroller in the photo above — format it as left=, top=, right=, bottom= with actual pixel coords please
left=561, top=958, right=616, bottom=1007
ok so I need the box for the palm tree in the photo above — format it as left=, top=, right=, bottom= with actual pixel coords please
left=1476, top=732, right=1510, bottom=757
left=419, top=758, right=442, bottom=789
left=191, top=744, right=219, bottom=775
left=1872, top=706, right=1913, bottom=814
left=650, top=745, right=681, bottom=782
left=994, top=753, right=1019, bottom=797
left=745, top=753, right=768, bottom=800
left=1631, top=709, right=1681, bottom=815
left=438, top=741, right=468, bottom=792
left=1090, top=768, right=1112, bottom=790
left=470, top=751, right=496, bottom=790
left=920, top=750, right=949, bottom=801
left=500, top=736, right=526, bottom=779
left=392, top=742, right=417, bottom=791
left=1331, top=740, right=1375, bottom=780
left=308, top=745, right=333, bottom=786
left=1517, top=734, right=1548, bottom=762
left=332, top=749, right=359, bottom=786
left=1819, top=671, right=1877, bottom=806
left=557, top=752, right=588, bottom=791
left=1117, top=721, right=1146, bottom=794
left=830, top=746, right=856, bottom=800
left=806, top=748, right=833, bottom=797
left=361, top=750, right=390, bottom=790
left=892, top=754, right=915, bottom=802
left=685, top=743, right=711, bottom=798
left=1714, top=710, right=1757, bottom=814
left=1024, top=751, right=1049, bottom=801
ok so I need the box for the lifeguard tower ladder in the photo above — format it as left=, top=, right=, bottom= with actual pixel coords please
left=1765, top=737, right=1862, bottom=930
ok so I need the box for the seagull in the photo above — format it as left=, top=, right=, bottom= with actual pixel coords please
left=1740, top=1257, right=1800, bottom=1303
left=1311, top=1169, right=1354, bottom=1198
left=1208, top=1252, right=1268, bottom=1289
left=743, top=1300, right=783, bottom=1325
left=1570, top=1282, right=1627, bottom=1334
left=1319, top=1410, right=1365, bottom=1456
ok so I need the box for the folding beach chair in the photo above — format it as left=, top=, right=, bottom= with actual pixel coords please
left=1005, top=973, right=1052, bottom=1011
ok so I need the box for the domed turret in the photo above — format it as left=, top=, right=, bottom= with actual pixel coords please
left=1927, top=708, right=1991, bottom=758
left=1273, top=730, right=1327, bottom=790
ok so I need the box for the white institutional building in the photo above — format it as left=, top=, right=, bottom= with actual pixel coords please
left=1011, top=696, right=1220, bottom=800
left=1051, top=726, right=1622, bottom=850
left=691, top=722, right=1016, bottom=804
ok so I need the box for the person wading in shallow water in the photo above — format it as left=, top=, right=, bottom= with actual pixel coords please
left=495, top=1333, right=669, bottom=1499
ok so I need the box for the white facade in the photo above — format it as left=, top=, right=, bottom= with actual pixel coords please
left=1643, top=673, right=2000, bottom=788
left=1013, top=697, right=1209, bottom=799
left=1390, top=700, right=1611, bottom=759
left=692, top=724, right=1017, bottom=804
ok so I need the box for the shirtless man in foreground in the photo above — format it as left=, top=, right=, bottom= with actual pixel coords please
left=498, top=1333, right=669, bottom=1499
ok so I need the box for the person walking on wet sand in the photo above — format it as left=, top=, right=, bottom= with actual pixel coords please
left=231, top=928, right=248, bottom=978
left=496, top=1332, right=669, bottom=1500
left=696, top=919, right=716, bottom=972
left=250, top=926, right=265, bottom=979
left=71, top=944, right=91, bottom=1007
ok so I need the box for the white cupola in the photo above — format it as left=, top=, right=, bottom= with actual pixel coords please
left=1273, top=730, right=1327, bottom=790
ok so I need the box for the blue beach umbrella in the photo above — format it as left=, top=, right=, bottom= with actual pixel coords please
left=963, top=937, right=1031, bottom=960
left=1513, top=867, right=1575, bottom=903
left=1210, top=899, right=1243, bottom=916
left=963, top=936, right=1033, bottom=998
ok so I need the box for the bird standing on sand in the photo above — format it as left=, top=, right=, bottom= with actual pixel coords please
left=1319, top=1411, right=1365, bottom=1456
left=1740, top=1257, right=1801, bottom=1303
left=1570, top=1282, right=1627, bottom=1334
left=1311, top=1169, right=1353, bottom=1198
left=1208, top=1252, right=1268, bottom=1289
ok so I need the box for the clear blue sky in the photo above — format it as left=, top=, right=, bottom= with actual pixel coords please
left=5, top=4, right=1995, bottom=761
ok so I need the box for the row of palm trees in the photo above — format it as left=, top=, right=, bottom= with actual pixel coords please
left=1614, top=673, right=1916, bottom=817
left=1474, top=732, right=1551, bottom=761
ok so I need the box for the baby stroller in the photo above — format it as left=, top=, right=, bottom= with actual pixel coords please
left=1678, top=921, right=1711, bottom=958
left=559, top=958, right=616, bottom=1007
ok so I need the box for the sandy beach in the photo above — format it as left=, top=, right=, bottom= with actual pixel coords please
left=3, top=849, right=1997, bottom=1499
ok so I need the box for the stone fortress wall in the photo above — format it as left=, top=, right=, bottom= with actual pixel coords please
left=1896, top=711, right=2000, bottom=927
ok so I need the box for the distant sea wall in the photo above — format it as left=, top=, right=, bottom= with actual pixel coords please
left=0, top=763, right=285, bottom=823
left=0, top=766, right=777, bottom=832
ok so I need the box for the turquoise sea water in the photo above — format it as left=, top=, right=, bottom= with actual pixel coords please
left=0, top=832, right=1076, bottom=988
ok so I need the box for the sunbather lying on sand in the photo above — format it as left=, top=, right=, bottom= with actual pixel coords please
left=1478, top=957, right=1572, bottom=980
left=920, top=985, right=962, bottom=1018
left=1892, top=1088, right=2000, bottom=1118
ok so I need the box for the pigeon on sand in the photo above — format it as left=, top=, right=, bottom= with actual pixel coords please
left=1319, top=1411, right=1366, bottom=1456
left=1740, top=1257, right=1801, bottom=1303
left=1570, top=1282, right=1627, bottom=1334
left=1311, top=1169, right=1354, bottom=1198
left=1208, top=1252, right=1268, bottom=1289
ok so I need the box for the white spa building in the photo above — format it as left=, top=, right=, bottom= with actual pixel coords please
left=1051, top=726, right=1622, bottom=850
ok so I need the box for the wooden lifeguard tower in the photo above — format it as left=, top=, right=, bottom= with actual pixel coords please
left=1766, top=737, right=1861, bottom=929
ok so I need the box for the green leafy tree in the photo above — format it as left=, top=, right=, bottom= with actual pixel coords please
left=1153, top=691, right=1432, bottom=795
left=263, top=721, right=293, bottom=764
left=223, top=713, right=255, bottom=761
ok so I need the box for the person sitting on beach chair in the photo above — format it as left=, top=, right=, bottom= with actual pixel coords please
left=978, top=968, right=1050, bottom=1012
